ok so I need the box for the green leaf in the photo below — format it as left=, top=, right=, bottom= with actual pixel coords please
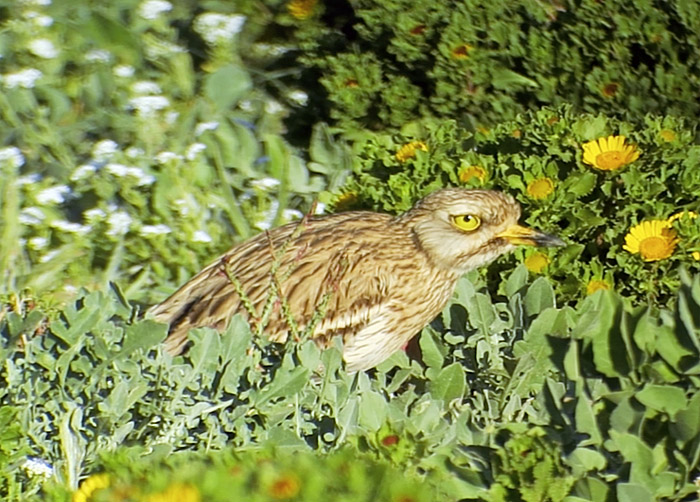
left=504, top=264, right=528, bottom=297
left=429, top=362, right=466, bottom=402
left=635, top=384, right=687, bottom=416
left=670, top=391, right=700, bottom=443
left=204, top=65, right=252, bottom=109
left=617, top=483, right=654, bottom=502
left=574, top=383, right=603, bottom=445
left=255, top=366, right=310, bottom=405
left=491, top=69, right=539, bottom=90
left=358, top=390, right=387, bottom=431
left=419, top=328, right=445, bottom=369
left=118, top=320, right=167, bottom=357
left=524, top=277, right=555, bottom=316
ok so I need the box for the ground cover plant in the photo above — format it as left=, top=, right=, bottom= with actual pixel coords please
left=2, top=0, right=700, bottom=501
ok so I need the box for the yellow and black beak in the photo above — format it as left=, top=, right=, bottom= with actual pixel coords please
left=497, top=224, right=565, bottom=247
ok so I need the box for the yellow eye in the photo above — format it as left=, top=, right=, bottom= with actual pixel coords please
left=452, top=214, right=481, bottom=231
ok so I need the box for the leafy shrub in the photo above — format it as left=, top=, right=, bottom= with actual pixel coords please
left=3, top=272, right=700, bottom=500
left=290, top=0, right=700, bottom=130
left=330, top=105, right=700, bottom=306
left=0, top=0, right=349, bottom=304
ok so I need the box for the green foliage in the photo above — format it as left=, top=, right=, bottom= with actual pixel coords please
left=41, top=446, right=439, bottom=502
left=4, top=273, right=700, bottom=500
left=0, top=0, right=351, bottom=304
left=333, top=106, right=700, bottom=305
left=292, top=0, right=700, bottom=130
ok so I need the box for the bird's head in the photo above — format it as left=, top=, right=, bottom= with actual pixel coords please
left=402, top=188, right=564, bottom=274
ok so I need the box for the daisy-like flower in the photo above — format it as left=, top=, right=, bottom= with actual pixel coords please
left=693, top=251, right=700, bottom=261
left=623, top=220, right=678, bottom=262
left=458, top=165, right=487, bottom=184
left=586, top=279, right=611, bottom=295
left=73, top=473, right=110, bottom=502
left=524, top=252, right=549, bottom=273
left=667, top=210, right=698, bottom=223
left=2, top=68, right=43, bottom=89
left=28, top=38, right=59, bottom=59
left=332, top=191, right=358, bottom=212
left=659, top=129, right=676, bottom=142
left=582, top=135, right=640, bottom=171
left=192, top=230, right=212, bottom=243
left=287, top=0, right=317, bottom=19
left=451, top=44, right=472, bottom=59
left=526, top=177, right=555, bottom=199
left=268, top=474, right=301, bottom=499
left=193, top=13, right=246, bottom=44
left=395, top=141, right=428, bottom=163
left=601, top=82, right=619, bottom=98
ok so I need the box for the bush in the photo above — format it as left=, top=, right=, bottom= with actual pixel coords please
left=291, top=0, right=700, bottom=130
left=330, top=105, right=700, bottom=306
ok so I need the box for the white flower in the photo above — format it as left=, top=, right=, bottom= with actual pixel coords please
left=129, top=95, right=170, bottom=116
left=0, top=146, right=25, bottom=168
left=84, top=208, right=106, bottom=221
left=174, top=198, right=190, bottom=216
left=2, top=68, right=42, bottom=89
left=144, top=39, right=184, bottom=58
left=51, top=220, right=91, bottom=235
left=39, top=250, right=59, bottom=263
left=138, top=0, right=172, bottom=20
left=193, top=13, right=246, bottom=45
left=314, top=202, right=326, bottom=215
left=192, top=230, right=212, bottom=243
left=131, top=81, right=161, bottom=95
left=19, top=207, right=45, bottom=225
left=22, top=457, right=54, bottom=478
left=113, top=65, right=135, bottom=78
left=288, top=90, right=309, bottom=106
left=28, top=236, right=48, bottom=249
left=185, top=143, right=206, bottom=160
left=283, top=209, right=304, bottom=220
left=28, top=39, right=59, bottom=59
left=139, top=224, right=171, bottom=236
left=165, top=110, right=179, bottom=124
left=92, top=139, right=119, bottom=160
left=19, top=0, right=52, bottom=5
left=194, top=121, right=219, bottom=136
left=16, top=174, right=41, bottom=186
left=70, top=163, right=97, bottom=181
left=125, top=146, right=144, bottom=158
left=239, top=100, right=255, bottom=112
left=265, top=100, right=285, bottom=114
left=36, top=185, right=70, bottom=204
left=254, top=220, right=272, bottom=231
left=24, top=12, right=54, bottom=27
left=106, top=163, right=156, bottom=185
left=107, top=211, right=132, bottom=236
left=155, top=151, right=182, bottom=164
left=254, top=43, right=291, bottom=57
left=84, top=49, right=111, bottom=63
left=250, top=177, right=281, bottom=190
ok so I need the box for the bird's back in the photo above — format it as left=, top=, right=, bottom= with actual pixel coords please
left=149, top=210, right=445, bottom=358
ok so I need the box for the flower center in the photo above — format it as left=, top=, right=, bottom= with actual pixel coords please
left=528, top=178, right=554, bottom=199
left=596, top=151, right=624, bottom=170
left=638, top=236, right=671, bottom=260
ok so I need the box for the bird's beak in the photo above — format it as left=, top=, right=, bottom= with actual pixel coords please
left=496, top=224, right=565, bottom=247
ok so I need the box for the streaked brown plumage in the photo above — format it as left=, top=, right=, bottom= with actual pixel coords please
left=149, top=188, right=563, bottom=372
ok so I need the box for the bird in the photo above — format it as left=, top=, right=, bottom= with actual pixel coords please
left=149, top=188, right=563, bottom=372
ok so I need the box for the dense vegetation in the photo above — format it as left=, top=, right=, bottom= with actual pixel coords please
left=2, top=0, right=699, bottom=500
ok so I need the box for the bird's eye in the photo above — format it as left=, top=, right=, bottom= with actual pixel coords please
left=452, top=214, right=481, bottom=231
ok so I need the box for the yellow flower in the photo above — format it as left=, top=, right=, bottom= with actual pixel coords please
left=586, top=279, right=611, bottom=295
left=582, top=135, right=640, bottom=171
left=395, top=141, right=428, bottom=162
left=73, top=474, right=110, bottom=502
left=692, top=251, right=700, bottom=261
left=333, top=191, right=358, bottom=212
left=287, top=0, right=317, bottom=19
left=451, top=44, right=472, bottom=59
left=269, top=474, right=301, bottom=499
left=524, top=252, right=549, bottom=273
left=146, top=483, right=201, bottom=502
left=623, top=220, right=679, bottom=261
left=667, top=211, right=698, bottom=223
left=526, top=177, right=555, bottom=199
left=659, top=129, right=676, bottom=142
left=458, top=165, right=487, bottom=184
